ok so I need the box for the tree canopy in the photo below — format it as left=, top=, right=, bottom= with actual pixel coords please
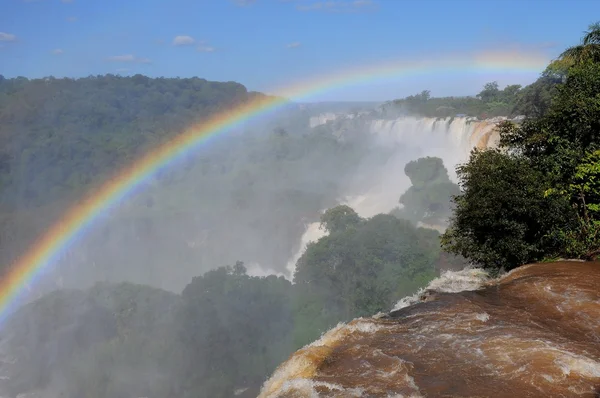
left=395, top=157, right=461, bottom=226
left=319, top=204, right=362, bottom=233
left=384, top=80, right=535, bottom=118
left=293, top=206, right=441, bottom=345
left=0, top=74, right=373, bottom=281
left=560, top=22, right=600, bottom=66
left=442, top=22, right=600, bottom=270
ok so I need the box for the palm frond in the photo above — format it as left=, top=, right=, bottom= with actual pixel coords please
left=583, top=22, right=600, bottom=45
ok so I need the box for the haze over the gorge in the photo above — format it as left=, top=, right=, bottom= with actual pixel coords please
left=31, top=104, right=507, bottom=293
left=0, top=71, right=538, bottom=398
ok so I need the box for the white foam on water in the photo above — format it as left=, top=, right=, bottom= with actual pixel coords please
left=475, top=312, right=490, bottom=322
left=392, top=267, right=491, bottom=311
left=258, top=318, right=383, bottom=398
left=556, top=354, right=600, bottom=378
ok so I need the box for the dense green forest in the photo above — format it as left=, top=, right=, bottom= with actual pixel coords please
left=0, top=76, right=271, bottom=270
left=0, top=199, right=449, bottom=398
left=0, top=75, right=380, bottom=284
left=384, top=75, right=560, bottom=119
left=0, top=73, right=462, bottom=397
left=442, top=22, right=600, bottom=271
left=0, top=75, right=274, bottom=205
left=0, top=72, right=558, bottom=279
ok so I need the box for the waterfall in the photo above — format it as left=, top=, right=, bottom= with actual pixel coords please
left=285, top=114, right=506, bottom=278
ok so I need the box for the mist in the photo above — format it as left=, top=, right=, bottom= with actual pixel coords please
left=0, top=74, right=513, bottom=398
left=29, top=104, right=497, bottom=294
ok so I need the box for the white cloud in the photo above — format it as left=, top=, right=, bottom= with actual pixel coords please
left=286, top=41, right=301, bottom=49
left=107, top=54, right=151, bottom=64
left=66, top=16, right=78, bottom=22
left=295, top=0, right=377, bottom=13
left=108, top=54, right=135, bottom=62
left=0, top=32, right=17, bottom=42
left=197, top=44, right=215, bottom=52
left=173, top=35, right=195, bottom=46
left=51, top=48, right=64, bottom=55
left=232, top=0, right=256, bottom=6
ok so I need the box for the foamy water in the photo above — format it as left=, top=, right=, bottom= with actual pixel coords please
left=392, top=267, right=492, bottom=310
left=284, top=115, right=503, bottom=278
left=259, top=261, right=600, bottom=397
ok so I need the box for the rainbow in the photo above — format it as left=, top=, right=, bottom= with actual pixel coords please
left=0, top=50, right=549, bottom=323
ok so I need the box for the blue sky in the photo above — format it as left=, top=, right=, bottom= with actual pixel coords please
left=1, top=0, right=600, bottom=101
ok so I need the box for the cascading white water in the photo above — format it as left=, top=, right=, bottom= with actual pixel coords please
left=363, top=116, right=500, bottom=181
left=309, top=112, right=339, bottom=128
left=285, top=115, right=503, bottom=279
left=391, top=267, right=492, bottom=311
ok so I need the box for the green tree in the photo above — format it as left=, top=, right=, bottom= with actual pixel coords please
left=501, top=62, right=600, bottom=187
left=545, top=150, right=600, bottom=259
left=501, top=84, right=522, bottom=101
left=175, top=264, right=294, bottom=398
left=398, top=157, right=461, bottom=225
left=294, top=210, right=439, bottom=343
left=404, top=156, right=448, bottom=187
left=441, top=149, right=572, bottom=272
left=444, top=48, right=600, bottom=270
left=477, top=81, right=500, bottom=103
left=512, top=75, right=561, bottom=118
left=319, top=204, right=362, bottom=233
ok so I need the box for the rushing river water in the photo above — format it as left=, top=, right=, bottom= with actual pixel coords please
left=259, top=261, right=600, bottom=397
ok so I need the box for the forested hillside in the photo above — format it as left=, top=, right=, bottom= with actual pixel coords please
left=384, top=76, right=560, bottom=119
left=442, top=23, right=600, bottom=270
left=0, top=75, right=270, bottom=205
left=0, top=75, right=379, bottom=282
left=0, top=200, right=449, bottom=398
left=0, top=74, right=462, bottom=394
left=0, top=75, right=274, bottom=270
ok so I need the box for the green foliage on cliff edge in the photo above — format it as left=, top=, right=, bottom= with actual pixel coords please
left=442, top=22, right=600, bottom=270
left=395, top=156, right=461, bottom=226
left=292, top=206, right=440, bottom=346
left=441, top=149, right=572, bottom=272
left=385, top=80, right=555, bottom=118
left=4, top=214, right=443, bottom=398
